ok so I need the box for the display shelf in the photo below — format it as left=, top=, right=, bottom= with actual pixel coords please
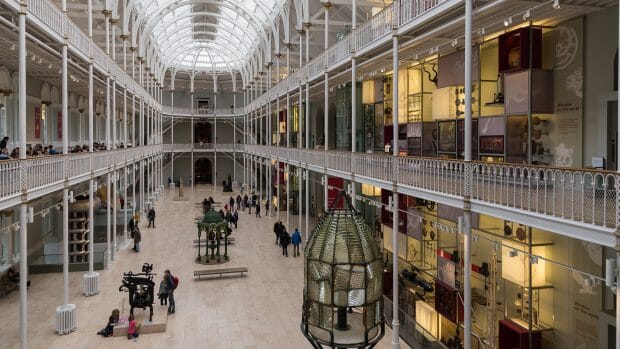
left=69, top=210, right=90, bottom=263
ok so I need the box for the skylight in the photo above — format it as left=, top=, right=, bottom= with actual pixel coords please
left=134, top=0, right=282, bottom=73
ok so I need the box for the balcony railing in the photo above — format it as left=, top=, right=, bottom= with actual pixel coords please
left=161, top=107, right=244, bottom=116
left=247, top=0, right=448, bottom=111
left=0, top=145, right=161, bottom=207
left=163, top=143, right=243, bottom=152
left=245, top=145, right=619, bottom=231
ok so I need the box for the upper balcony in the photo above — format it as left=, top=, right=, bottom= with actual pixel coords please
left=1, top=0, right=158, bottom=107
left=245, top=144, right=619, bottom=249
left=0, top=145, right=161, bottom=212
left=161, top=106, right=244, bottom=117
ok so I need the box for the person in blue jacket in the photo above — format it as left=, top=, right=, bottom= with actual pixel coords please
left=291, top=228, right=302, bottom=257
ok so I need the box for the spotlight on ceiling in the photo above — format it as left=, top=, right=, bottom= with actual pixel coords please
left=523, top=9, right=531, bottom=21
left=552, top=0, right=560, bottom=9
left=503, top=17, right=513, bottom=27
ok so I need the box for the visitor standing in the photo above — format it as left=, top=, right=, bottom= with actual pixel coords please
left=147, top=207, right=156, bottom=228
left=229, top=196, right=235, bottom=210
left=128, top=217, right=135, bottom=232
left=280, top=229, right=291, bottom=257
left=255, top=201, right=261, bottom=218
left=133, top=227, right=141, bottom=252
left=292, top=228, right=302, bottom=257
left=164, top=269, right=177, bottom=313
left=236, top=195, right=242, bottom=210
left=158, top=275, right=169, bottom=306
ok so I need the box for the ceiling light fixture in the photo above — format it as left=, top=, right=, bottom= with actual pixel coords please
left=31, top=54, right=36, bottom=61
left=523, top=9, right=531, bottom=21
left=38, top=58, right=42, bottom=64
left=10, top=44, right=15, bottom=51
left=504, top=17, right=513, bottom=27
left=451, top=39, right=458, bottom=47
left=552, top=0, right=560, bottom=9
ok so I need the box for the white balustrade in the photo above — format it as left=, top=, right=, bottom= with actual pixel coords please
left=0, top=160, right=20, bottom=198
left=246, top=145, right=620, bottom=230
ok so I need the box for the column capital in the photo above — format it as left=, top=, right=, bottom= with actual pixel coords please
left=102, top=9, right=112, bottom=17
left=322, top=2, right=332, bottom=9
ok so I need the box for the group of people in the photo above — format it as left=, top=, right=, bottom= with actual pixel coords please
left=273, top=221, right=302, bottom=257
left=234, top=193, right=269, bottom=218
left=219, top=204, right=239, bottom=229
left=97, top=269, right=178, bottom=340
left=0, top=135, right=131, bottom=161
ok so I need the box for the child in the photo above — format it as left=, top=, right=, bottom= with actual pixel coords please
left=127, top=314, right=139, bottom=340
left=97, top=309, right=119, bottom=337
left=158, top=275, right=169, bottom=305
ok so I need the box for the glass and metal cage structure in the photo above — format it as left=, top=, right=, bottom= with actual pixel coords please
left=301, top=193, right=385, bottom=349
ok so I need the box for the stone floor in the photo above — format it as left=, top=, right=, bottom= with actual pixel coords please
left=0, top=185, right=409, bottom=349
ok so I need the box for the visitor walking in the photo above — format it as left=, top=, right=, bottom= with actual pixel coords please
left=164, top=269, right=177, bottom=313
left=147, top=207, right=156, bottom=228
left=292, top=228, right=302, bottom=257
left=243, top=194, right=249, bottom=212
left=273, top=221, right=281, bottom=245
left=280, top=229, right=291, bottom=257
left=236, top=195, right=242, bottom=210
left=255, top=202, right=261, bottom=218
left=229, top=196, right=235, bottom=209
left=232, top=209, right=239, bottom=228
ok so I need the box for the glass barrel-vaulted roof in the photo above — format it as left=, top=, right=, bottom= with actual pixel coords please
left=134, top=0, right=282, bottom=73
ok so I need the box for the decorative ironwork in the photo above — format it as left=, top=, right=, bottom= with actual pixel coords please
left=119, top=263, right=156, bottom=321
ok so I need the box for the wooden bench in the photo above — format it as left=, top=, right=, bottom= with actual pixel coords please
left=193, top=267, right=248, bottom=279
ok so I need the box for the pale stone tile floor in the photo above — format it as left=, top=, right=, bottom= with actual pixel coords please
left=0, top=185, right=409, bottom=349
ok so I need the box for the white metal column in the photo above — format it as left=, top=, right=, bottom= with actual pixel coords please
left=18, top=3, right=28, bottom=347
left=304, top=19, right=310, bottom=242
left=464, top=0, right=473, bottom=348
left=391, top=25, right=400, bottom=349
left=323, top=3, right=330, bottom=211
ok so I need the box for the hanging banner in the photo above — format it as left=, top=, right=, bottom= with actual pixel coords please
left=57, top=111, right=62, bottom=140
left=34, top=107, right=41, bottom=139
left=327, top=177, right=344, bottom=209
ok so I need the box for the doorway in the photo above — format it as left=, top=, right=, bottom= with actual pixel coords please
left=195, top=158, right=212, bottom=183
left=194, top=122, right=212, bottom=144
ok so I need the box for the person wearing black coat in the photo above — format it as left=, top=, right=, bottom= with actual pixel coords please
left=280, top=230, right=291, bottom=257
left=273, top=221, right=281, bottom=245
